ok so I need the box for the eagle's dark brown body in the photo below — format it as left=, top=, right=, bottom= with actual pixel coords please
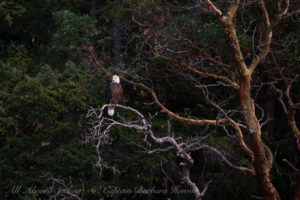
left=105, top=82, right=123, bottom=105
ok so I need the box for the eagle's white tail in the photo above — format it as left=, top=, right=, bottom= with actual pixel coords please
left=108, top=107, right=115, bottom=116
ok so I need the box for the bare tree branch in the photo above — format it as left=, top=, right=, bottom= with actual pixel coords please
left=204, top=0, right=223, bottom=16
left=42, top=173, right=84, bottom=200
left=282, top=159, right=299, bottom=172
left=85, top=104, right=256, bottom=199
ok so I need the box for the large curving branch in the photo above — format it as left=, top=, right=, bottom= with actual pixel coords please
left=86, top=104, right=213, bottom=200
left=86, top=104, right=254, bottom=199
left=88, top=52, right=254, bottom=164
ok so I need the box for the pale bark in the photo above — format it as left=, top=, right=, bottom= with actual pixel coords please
left=86, top=105, right=215, bottom=200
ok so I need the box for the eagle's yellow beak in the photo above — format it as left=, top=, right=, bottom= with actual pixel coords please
left=112, top=77, right=115, bottom=81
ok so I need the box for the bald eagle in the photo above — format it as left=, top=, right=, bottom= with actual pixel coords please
left=105, top=75, right=123, bottom=116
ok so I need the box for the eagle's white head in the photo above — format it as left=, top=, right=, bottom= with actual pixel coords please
left=112, top=75, right=120, bottom=84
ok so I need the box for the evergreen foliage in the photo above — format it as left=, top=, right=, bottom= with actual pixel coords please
left=0, top=0, right=299, bottom=199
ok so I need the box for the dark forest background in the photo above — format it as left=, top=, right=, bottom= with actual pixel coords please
left=0, top=0, right=299, bottom=199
